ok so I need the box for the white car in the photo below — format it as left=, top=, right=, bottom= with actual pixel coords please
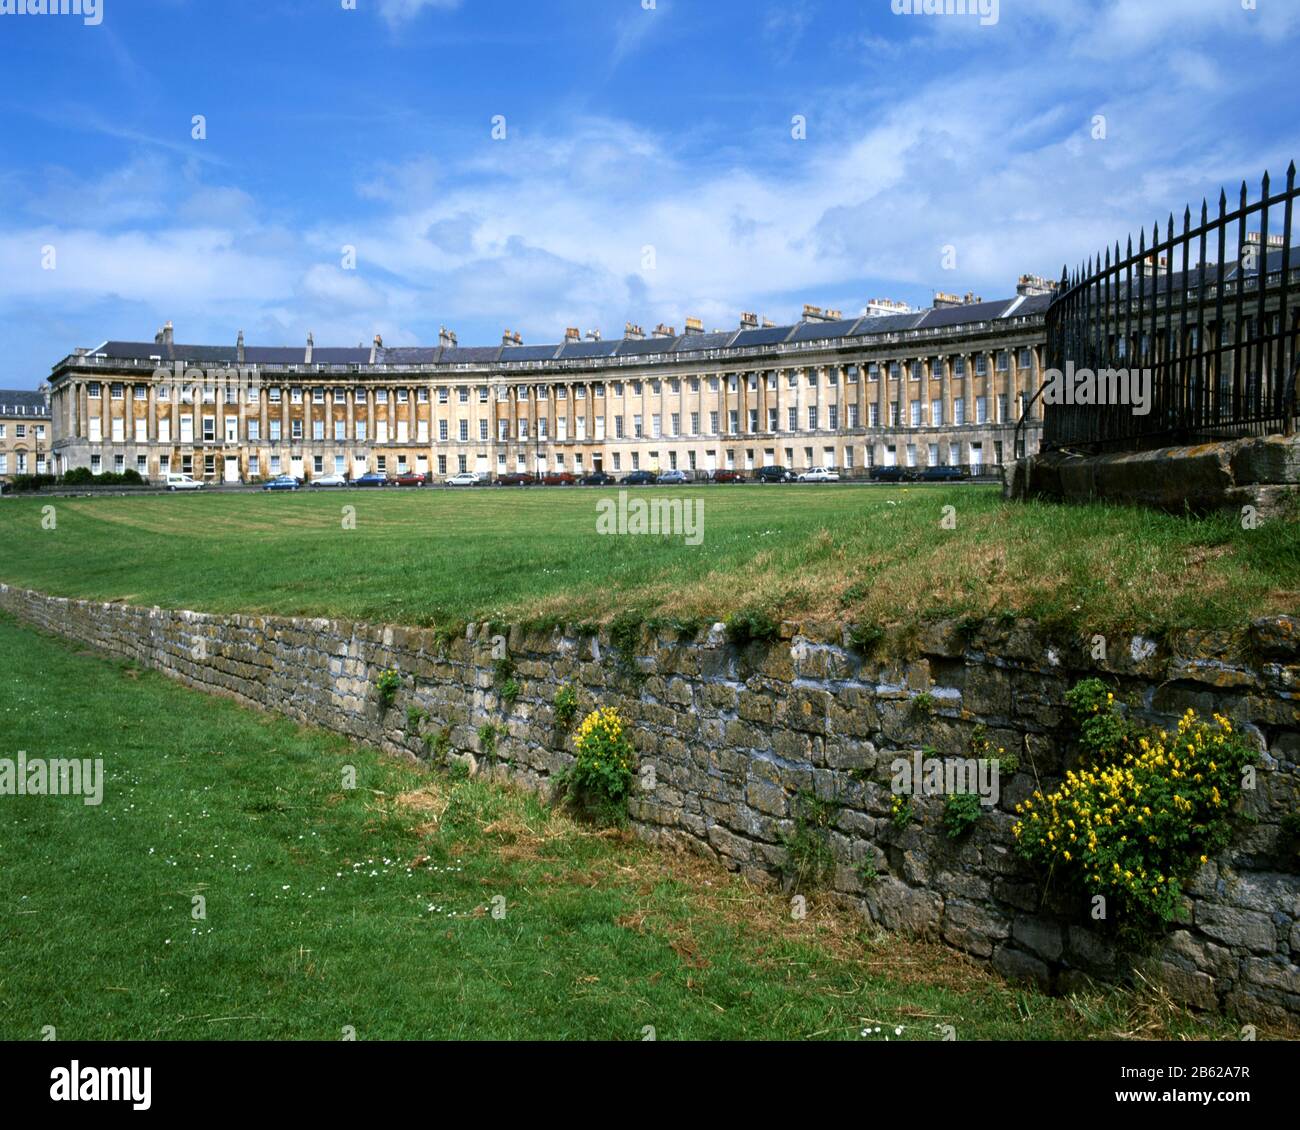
left=310, top=473, right=349, bottom=488
left=164, top=473, right=204, bottom=491
left=797, top=467, right=840, bottom=483
left=446, top=472, right=481, bottom=487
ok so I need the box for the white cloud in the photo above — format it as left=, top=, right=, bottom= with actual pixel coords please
left=2, top=0, right=1296, bottom=368
left=375, top=0, right=461, bottom=26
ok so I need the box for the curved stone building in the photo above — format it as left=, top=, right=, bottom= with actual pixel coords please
left=47, top=287, right=1051, bottom=484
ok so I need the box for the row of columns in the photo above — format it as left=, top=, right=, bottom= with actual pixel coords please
left=55, top=346, right=1043, bottom=452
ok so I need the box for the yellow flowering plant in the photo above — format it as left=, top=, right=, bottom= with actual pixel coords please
left=374, top=667, right=402, bottom=709
left=559, top=707, right=638, bottom=825
left=1014, top=679, right=1254, bottom=937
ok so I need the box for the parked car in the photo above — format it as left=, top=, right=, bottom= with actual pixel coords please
left=620, top=470, right=657, bottom=486
left=755, top=465, right=794, bottom=483
left=496, top=472, right=537, bottom=487
left=797, top=466, right=840, bottom=483
left=390, top=471, right=428, bottom=488
left=311, top=472, right=349, bottom=488
left=352, top=471, right=390, bottom=488
left=869, top=466, right=911, bottom=483
left=164, top=473, right=204, bottom=492
left=711, top=469, right=745, bottom=484
left=541, top=471, right=578, bottom=486
left=446, top=472, right=482, bottom=487
left=917, top=465, right=966, bottom=482
left=262, top=474, right=301, bottom=492
left=656, top=469, right=689, bottom=485
left=580, top=471, right=615, bottom=486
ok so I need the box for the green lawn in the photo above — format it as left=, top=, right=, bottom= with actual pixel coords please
left=0, top=485, right=1295, bottom=631
left=0, top=613, right=1264, bottom=1041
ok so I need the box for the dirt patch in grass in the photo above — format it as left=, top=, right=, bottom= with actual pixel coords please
left=395, top=783, right=449, bottom=836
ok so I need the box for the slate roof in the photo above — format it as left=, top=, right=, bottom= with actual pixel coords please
left=0, top=389, right=49, bottom=416
left=60, top=281, right=1088, bottom=373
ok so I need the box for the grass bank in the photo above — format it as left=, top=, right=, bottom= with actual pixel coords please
left=0, top=613, right=1265, bottom=1040
left=0, top=485, right=1295, bottom=632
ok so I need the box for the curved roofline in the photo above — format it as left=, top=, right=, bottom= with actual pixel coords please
left=62, top=295, right=1051, bottom=375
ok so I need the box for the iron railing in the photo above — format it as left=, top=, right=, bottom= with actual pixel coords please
left=1017, top=164, right=1300, bottom=457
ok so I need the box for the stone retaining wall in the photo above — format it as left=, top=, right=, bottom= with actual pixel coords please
left=3, top=582, right=1297, bottom=1022
left=1006, top=433, right=1300, bottom=516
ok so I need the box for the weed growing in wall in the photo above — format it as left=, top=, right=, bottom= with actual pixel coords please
left=1014, top=679, right=1256, bottom=942
left=779, top=791, right=839, bottom=893
left=425, top=726, right=452, bottom=762
left=943, top=793, right=982, bottom=840
left=553, top=683, right=578, bottom=732
left=890, top=793, right=914, bottom=833
left=848, top=622, right=885, bottom=656
left=970, top=723, right=1017, bottom=775
left=724, top=607, right=779, bottom=647
left=374, top=667, right=401, bottom=710
left=556, top=707, right=637, bottom=826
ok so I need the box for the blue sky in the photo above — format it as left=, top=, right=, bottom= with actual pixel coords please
left=0, top=0, right=1297, bottom=385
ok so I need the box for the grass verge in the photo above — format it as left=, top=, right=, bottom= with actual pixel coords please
left=0, top=485, right=1295, bottom=632
left=0, top=613, right=1282, bottom=1040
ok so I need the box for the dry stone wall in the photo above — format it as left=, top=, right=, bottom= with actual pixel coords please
left=2, top=582, right=1297, bottom=1022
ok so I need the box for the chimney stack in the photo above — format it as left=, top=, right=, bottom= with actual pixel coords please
left=739, top=312, right=758, bottom=329
left=237, top=330, right=245, bottom=364
left=305, top=331, right=314, bottom=364
left=653, top=323, right=675, bottom=339
left=370, top=333, right=383, bottom=365
left=1244, top=232, right=1284, bottom=249
left=438, top=327, right=457, bottom=348
left=565, top=327, right=581, bottom=343
left=585, top=328, right=602, bottom=342
left=503, top=329, right=515, bottom=346
left=163, top=321, right=174, bottom=347
left=624, top=322, right=645, bottom=340
left=1016, top=274, right=1056, bottom=297
left=683, top=317, right=703, bottom=335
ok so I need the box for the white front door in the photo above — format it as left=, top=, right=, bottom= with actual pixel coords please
left=353, top=457, right=368, bottom=479
left=224, top=456, right=240, bottom=483
left=290, top=457, right=304, bottom=478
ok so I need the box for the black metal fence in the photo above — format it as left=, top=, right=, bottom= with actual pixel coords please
left=1018, top=164, right=1300, bottom=456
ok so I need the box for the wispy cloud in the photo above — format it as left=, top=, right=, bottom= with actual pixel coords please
left=375, top=0, right=461, bottom=26
left=0, top=0, right=1297, bottom=384
left=763, top=0, right=816, bottom=65
left=610, top=1, right=668, bottom=68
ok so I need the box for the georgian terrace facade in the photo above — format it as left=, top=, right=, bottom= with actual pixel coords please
left=47, top=292, right=1051, bottom=484
left=0, top=389, right=51, bottom=484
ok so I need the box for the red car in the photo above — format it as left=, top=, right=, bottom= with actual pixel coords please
left=389, top=471, right=428, bottom=487
left=496, top=473, right=537, bottom=487
left=712, top=470, right=746, bottom=483
left=541, top=472, right=578, bottom=486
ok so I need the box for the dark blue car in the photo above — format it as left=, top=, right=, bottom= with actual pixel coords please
left=620, top=470, right=656, bottom=485
left=262, top=475, right=301, bottom=491
left=353, top=472, right=389, bottom=488
left=918, top=465, right=966, bottom=482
